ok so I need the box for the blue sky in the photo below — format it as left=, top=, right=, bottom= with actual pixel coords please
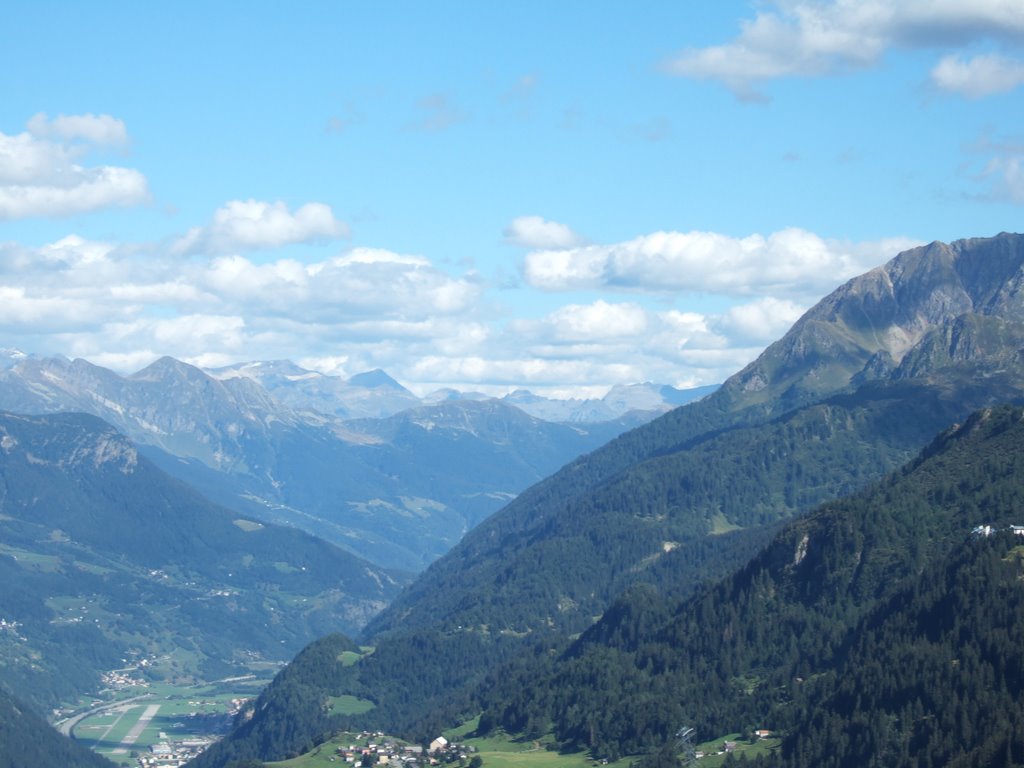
left=1, top=1, right=1022, bottom=397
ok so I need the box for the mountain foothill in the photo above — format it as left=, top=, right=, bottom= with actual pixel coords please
left=5, top=232, right=1024, bottom=768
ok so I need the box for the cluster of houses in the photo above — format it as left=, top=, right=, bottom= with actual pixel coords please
left=693, top=731, right=772, bottom=760
left=136, top=736, right=213, bottom=767
left=101, top=669, right=149, bottom=690
left=328, top=732, right=475, bottom=767
left=0, top=618, right=25, bottom=640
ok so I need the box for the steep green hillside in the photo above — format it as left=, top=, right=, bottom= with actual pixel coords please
left=0, top=687, right=114, bottom=768
left=476, top=406, right=1024, bottom=764
left=191, top=635, right=364, bottom=768
left=0, top=412, right=403, bottom=712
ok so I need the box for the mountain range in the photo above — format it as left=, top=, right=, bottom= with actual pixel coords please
left=0, top=353, right=702, bottom=570
left=193, top=231, right=1024, bottom=766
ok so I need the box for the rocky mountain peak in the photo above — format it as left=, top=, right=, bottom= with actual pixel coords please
left=720, top=231, right=1024, bottom=415
left=347, top=369, right=409, bottom=391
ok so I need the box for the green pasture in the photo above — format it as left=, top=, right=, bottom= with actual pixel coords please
left=266, top=732, right=373, bottom=767
left=74, top=680, right=268, bottom=758
left=327, top=695, right=375, bottom=715
left=693, top=733, right=781, bottom=766
left=459, top=729, right=629, bottom=768
left=74, top=702, right=161, bottom=756
left=0, top=544, right=61, bottom=571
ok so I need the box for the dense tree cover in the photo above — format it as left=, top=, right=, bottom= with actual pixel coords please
left=472, top=406, right=1024, bottom=764
left=781, top=534, right=1024, bottom=767
left=342, top=384, right=994, bottom=738
left=0, top=687, right=114, bottom=768
left=191, top=634, right=361, bottom=767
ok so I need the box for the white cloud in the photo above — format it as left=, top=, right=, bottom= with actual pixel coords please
left=0, top=166, right=148, bottom=221
left=717, top=297, right=807, bottom=344
left=0, top=116, right=147, bottom=220
left=0, top=219, right=920, bottom=398
left=27, top=112, right=129, bottom=145
left=504, top=215, right=586, bottom=249
left=932, top=53, right=1024, bottom=97
left=524, top=228, right=918, bottom=300
left=174, top=199, right=349, bottom=255
left=0, top=285, right=125, bottom=330
left=516, top=300, right=648, bottom=343
left=666, top=1, right=1024, bottom=99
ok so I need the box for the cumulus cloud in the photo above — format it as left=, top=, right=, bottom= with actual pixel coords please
left=666, top=1, right=1024, bottom=99
left=0, top=233, right=487, bottom=374
left=174, top=199, right=349, bottom=255
left=524, top=228, right=919, bottom=300
left=27, top=112, right=129, bottom=145
left=0, top=117, right=147, bottom=219
left=512, top=300, right=648, bottom=344
left=932, top=53, right=1024, bottom=97
left=718, top=297, right=807, bottom=344
left=504, top=215, right=586, bottom=249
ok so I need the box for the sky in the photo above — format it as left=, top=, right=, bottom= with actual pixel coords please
left=1, top=1, right=1023, bottom=398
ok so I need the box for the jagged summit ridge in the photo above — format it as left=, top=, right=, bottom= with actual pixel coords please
left=721, top=232, right=1024, bottom=413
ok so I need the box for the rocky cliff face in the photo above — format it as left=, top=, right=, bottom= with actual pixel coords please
left=721, top=232, right=1024, bottom=413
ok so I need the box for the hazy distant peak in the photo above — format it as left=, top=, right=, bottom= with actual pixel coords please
left=130, top=355, right=207, bottom=382
left=347, top=369, right=409, bottom=391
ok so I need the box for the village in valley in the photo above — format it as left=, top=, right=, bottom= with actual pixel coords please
left=264, top=731, right=482, bottom=768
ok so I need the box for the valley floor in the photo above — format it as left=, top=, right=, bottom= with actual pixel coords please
left=60, top=676, right=273, bottom=767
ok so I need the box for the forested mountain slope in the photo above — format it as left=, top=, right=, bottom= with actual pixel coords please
left=194, top=405, right=1024, bottom=768
left=0, top=687, right=114, bottom=768
left=0, top=411, right=402, bottom=712
left=476, top=405, right=1024, bottom=767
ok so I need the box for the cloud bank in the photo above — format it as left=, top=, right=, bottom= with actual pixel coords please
left=523, top=228, right=919, bottom=301
left=0, top=213, right=920, bottom=396
left=666, top=1, right=1024, bottom=99
left=0, top=114, right=147, bottom=220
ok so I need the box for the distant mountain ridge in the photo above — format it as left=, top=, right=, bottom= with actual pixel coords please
left=207, top=358, right=707, bottom=422
left=0, top=354, right=698, bottom=569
